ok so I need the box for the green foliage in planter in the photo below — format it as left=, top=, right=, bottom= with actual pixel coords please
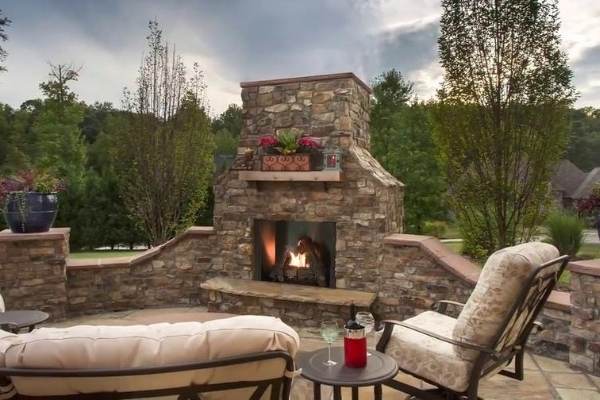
left=275, top=129, right=299, bottom=155
left=544, top=210, right=585, bottom=257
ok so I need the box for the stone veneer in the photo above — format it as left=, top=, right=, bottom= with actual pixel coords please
left=569, top=259, right=600, bottom=374
left=238, top=72, right=372, bottom=149
left=0, top=228, right=69, bottom=320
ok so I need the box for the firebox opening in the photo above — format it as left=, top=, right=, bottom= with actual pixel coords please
left=254, top=220, right=336, bottom=288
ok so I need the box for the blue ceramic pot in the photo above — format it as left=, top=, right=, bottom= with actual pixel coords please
left=3, top=192, right=58, bottom=233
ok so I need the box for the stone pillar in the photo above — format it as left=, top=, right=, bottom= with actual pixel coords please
left=569, top=259, right=600, bottom=375
left=0, top=228, right=69, bottom=320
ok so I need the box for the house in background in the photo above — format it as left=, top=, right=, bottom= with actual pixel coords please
left=552, top=159, right=600, bottom=208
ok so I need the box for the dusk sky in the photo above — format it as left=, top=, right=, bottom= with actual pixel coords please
left=1, top=0, right=599, bottom=114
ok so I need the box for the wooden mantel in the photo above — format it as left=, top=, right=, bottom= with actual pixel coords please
left=237, top=170, right=342, bottom=182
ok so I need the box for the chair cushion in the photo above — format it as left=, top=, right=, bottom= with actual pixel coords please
left=0, top=315, right=299, bottom=398
left=453, top=242, right=559, bottom=361
left=386, top=311, right=473, bottom=392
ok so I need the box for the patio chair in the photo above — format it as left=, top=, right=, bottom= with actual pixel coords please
left=0, top=315, right=300, bottom=400
left=376, top=242, right=569, bottom=400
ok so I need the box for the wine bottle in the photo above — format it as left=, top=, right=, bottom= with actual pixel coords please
left=344, top=303, right=367, bottom=368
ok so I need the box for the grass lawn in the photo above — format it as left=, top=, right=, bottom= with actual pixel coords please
left=69, top=250, right=143, bottom=259
left=441, top=226, right=461, bottom=239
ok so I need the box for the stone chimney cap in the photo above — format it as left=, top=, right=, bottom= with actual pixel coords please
left=240, top=72, right=372, bottom=94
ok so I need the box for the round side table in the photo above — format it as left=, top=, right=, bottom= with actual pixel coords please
left=0, top=310, right=49, bottom=333
left=298, top=347, right=398, bottom=400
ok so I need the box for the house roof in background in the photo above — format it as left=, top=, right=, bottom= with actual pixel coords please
left=573, top=167, right=600, bottom=199
left=551, top=160, right=587, bottom=196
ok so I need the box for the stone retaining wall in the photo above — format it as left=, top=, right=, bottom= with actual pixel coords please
left=0, top=228, right=69, bottom=320
left=569, top=260, right=600, bottom=374
left=66, top=227, right=219, bottom=316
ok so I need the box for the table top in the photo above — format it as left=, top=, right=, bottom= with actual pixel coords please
left=0, top=310, right=49, bottom=329
left=298, top=347, right=398, bottom=387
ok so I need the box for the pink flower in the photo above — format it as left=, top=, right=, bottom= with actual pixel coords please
left=298, top=136, right=321, bottom=149
left=259, top=135, right=278, bottom=148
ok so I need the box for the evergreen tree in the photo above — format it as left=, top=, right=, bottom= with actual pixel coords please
left=370, top=70, right=446, bottom=233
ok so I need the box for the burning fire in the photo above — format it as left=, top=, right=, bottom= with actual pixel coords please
left=288, top=251, right=309, bottom=268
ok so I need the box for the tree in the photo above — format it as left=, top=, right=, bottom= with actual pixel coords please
left=39, top=63, right=82, bottom=106
left=212, top=104, right=242, bottom=136
left=371, top=70, right=414, bottom=135
left=566, top=107, right=600, bottom=171
left=115, top=20, right=214, bottom=245
left=80, top=102, right=115, bottom=143
left=33, top=64, right=86, bottom=179
left=212, top=104, right=242, bottom=156
left=370, top=70, right=446, bottom=233
left=0, top=10, right=11, bottom=72
left=434, top=0, right=576, bottom=256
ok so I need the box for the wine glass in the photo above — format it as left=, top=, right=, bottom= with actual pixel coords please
left=356, top=311, right=375, bottom=356
left=320, top=320, right=339, bottom=366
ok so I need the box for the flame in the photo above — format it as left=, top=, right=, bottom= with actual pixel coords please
left=288, top=251, right=309, bottom=268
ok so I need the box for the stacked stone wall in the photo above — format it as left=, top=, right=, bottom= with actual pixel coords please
left=0, top=229, right=69, bottom=320
left=569, top=260, right=600, bottom=374
left=66, top=230, right=219, bottom=316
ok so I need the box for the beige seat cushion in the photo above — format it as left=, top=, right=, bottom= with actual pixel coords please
left=386, top=311, right=473, bottom=393
left=453, top=242, right=559, bottom=361
left=1, top=315, right=299, bottom=399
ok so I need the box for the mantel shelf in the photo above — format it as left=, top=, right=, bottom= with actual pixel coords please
left=237, top=170, right=342, bottom=182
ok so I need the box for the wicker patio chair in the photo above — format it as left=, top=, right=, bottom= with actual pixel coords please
left=376, top=242, right=569, bottom=400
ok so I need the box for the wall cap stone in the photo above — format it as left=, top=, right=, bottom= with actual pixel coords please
left=384, top=234, right=481, bottom=286
left=201, top=277, right=376, bottom=307
left=547, top=291, right=571, bottom=312
left=65, top=226, right=215, bottom=271
left=0, top=227, right=70, bottom=242
left=240, top=72, right=372, bottom=94
left=569, top=259, right=600, bottom=277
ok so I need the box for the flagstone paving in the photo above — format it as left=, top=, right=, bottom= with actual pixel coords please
left=48, top=307, right=600, bottom=399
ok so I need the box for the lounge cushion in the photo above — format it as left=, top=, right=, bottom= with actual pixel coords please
left=453, top=242, right=559, bottom=360
left=386, top=311, right=473, bottom=392
left=1, top=315, right=299, bottom=399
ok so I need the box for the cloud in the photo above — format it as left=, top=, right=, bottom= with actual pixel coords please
left=573, top=45, right=600, bottom=106
left=0, top=0, right=598, bottom=113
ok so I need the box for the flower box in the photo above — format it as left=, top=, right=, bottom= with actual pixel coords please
left=261, top=154, right=311, bottom=171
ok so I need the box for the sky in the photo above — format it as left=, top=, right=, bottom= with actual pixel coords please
left=0, top=0, right=599, bottom=115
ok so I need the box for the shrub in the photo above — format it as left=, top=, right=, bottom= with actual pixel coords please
left=544, top=210, right=585, bottom=257
left=422, top=220, right=448, bottom=238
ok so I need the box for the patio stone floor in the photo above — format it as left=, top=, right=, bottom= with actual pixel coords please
left=48, top=307, right=600, bottom=400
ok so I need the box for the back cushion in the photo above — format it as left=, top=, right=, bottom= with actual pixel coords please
left=2, top=315, right=299, bottom=398
left=452, top=242, right=559, bottom=360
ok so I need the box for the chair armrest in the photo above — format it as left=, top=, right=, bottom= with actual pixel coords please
left=431, top=300, right=465, bottom=316
left=376, top=318, right=498, bottom=358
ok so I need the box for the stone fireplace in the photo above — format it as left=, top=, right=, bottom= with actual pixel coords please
left=213, top=72, right=404, bottom=294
